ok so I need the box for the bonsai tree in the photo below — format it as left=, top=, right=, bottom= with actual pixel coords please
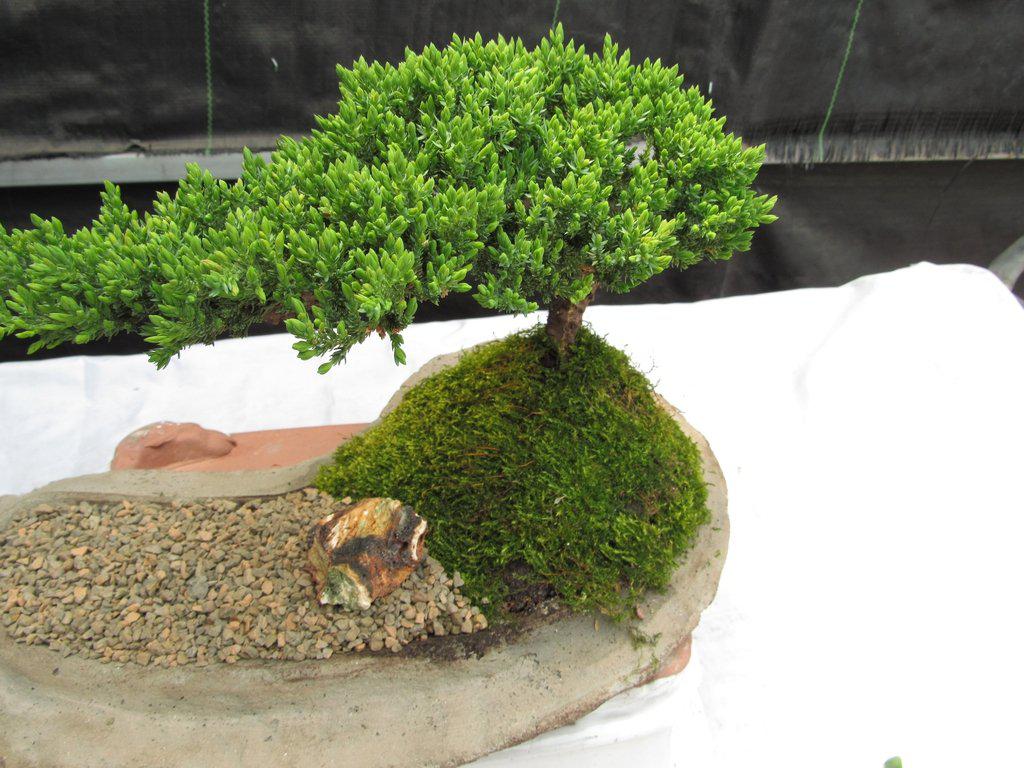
left=0, top=28, right=775, bottom=618
left=0, top=26, right=774, bottom=370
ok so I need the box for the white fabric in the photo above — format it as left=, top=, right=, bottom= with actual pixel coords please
left=2, top=263, right=1023, bottom=767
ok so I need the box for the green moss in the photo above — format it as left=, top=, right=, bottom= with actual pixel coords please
left=316, top=326, right=708, bottom=619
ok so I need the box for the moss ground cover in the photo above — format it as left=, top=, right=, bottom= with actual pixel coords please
left=317, top=327, right=708, bottom=619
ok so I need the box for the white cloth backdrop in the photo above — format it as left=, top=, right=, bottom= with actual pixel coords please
left=2, top=263, right=1023, bottom=767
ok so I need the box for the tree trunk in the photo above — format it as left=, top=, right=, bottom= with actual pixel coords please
left=261, top=292, right=315, bottom=325
left=545, top=284, right=597, bottom=362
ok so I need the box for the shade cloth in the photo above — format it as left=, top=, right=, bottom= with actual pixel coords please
left=2, top=262, right=1022, bottom=766
left=5, top=1, right=1022, bottom=163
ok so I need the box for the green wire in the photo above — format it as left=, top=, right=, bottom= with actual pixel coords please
left=817, top=0, right=865, bottom=162
left=551, top=0, right=561, bottom=28
left=203, top=0, right=214, bottom=156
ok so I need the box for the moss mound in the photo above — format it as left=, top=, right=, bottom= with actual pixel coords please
left=316, top=327, right=708, bottom=619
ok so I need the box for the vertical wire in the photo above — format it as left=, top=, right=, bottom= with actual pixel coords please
left=203, top=0, right=214, bottom=155
left=817, top=0, right=865, bottom=163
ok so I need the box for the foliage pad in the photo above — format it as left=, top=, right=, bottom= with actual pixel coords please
left=1, top=26, right=774, bottom=370
left=317, top=327, right=709, bottom=618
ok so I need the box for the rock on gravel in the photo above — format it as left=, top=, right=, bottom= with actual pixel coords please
left=308, top=497, right=427, bottom=610
left=0, top=490, right=487, bottom=667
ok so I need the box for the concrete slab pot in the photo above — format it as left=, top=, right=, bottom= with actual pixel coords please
left=0, top=346, right=729, bottom=768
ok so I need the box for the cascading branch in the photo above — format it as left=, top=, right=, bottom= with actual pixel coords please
left=0, top=26, right=775, bottom=371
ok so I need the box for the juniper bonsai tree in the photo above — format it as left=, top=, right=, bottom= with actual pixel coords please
left=0, top=26, right=774, bottom=369
left=0, top=28, right=776, bottom=619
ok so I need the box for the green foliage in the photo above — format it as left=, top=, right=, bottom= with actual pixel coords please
left=0, top=27, right=775, bottom=370
left=317, top=326, right=709, bottom=618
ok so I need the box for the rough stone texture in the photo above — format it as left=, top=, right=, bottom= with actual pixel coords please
left=308, top=497, right=427, bottom=609
left=111, top=422, right=236, bottom=470
left=0, top=346, right=729, bottom=768
left=0, top=491, right=480, bottom=666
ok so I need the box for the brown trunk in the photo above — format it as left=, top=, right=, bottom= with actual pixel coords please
left=545, top=284, right=597, bottom=362
left=261, top=292, right=315, bottom=325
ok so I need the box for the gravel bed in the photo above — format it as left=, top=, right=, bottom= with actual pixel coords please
left=0, top=489, right=487, bottom=667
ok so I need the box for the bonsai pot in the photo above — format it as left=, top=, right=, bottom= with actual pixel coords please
left=0, top=346, right=728, bottom=768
